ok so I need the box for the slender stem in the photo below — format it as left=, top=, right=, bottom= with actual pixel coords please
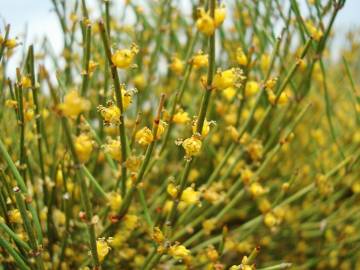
left=14, top=72, right=27, bottom=183
left=0, top=139, right=43, bottom=243
left=13, top=187, right=45, bottom=270
left=81, top=165, right=107, bottom=199
left=196, top=0, right=216, bottom=134
left=252, top=38, right=312, bottom=137
left=138, top=188, right=154, bottom=227
left=27, top=45, right=48, bottom=204
left=257, top=263, right=292, bottom=270
left=0, top=222, right=31, bottom=251
left=167, top=0, right=217, bottom=228
left=81, top=24, right=91, bottom=96
left=47, top=83, right=100, bottom=267
left=167, top=159, right=192, bottom=226
left=61, top=117, right=100, bottom=268
left=0, top=237, right=30, bottom=270
left=0, top=24, right=10, bottom=62
left=142, top=2, right=217, bottom=269
left=98, top=21, right=128, bottom=196
left=117, top=94, right=165, bottom=218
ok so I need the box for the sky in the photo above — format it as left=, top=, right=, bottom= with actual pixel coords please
left=1, top=0, right=360, bottom=63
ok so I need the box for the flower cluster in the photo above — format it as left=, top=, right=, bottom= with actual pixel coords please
left=0, top=1, right=358, bottom=270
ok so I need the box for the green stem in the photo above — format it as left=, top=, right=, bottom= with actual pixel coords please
left=117, top=94, right=165, bottom=218
left=0, top=222, right=31, bottom=251
left=14, top=72, right=27, bottom=184
left=0, top=24, right=10, bottom=62
left=61, top=117, right=100, bottom=268
left=27, top=45, right=48, bottom=204
left=196, top=0, right=216, bottom=134
left=81, top=165, right=107, bottom=199
left=80, top=24, right=91, bottom=96
left=138, top=188, right=154, bottom=227
left=13, top=187, right=45, bottom=270
left=98, top=21, right=128, bottom=197
left=0, top=237, right=30, bottom=270
left=257, top=263, right=292, bottom=270
left=0, top=139, right=43, bottom=243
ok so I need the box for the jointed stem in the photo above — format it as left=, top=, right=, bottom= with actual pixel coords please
left=98, top=21, right=128, bottom=197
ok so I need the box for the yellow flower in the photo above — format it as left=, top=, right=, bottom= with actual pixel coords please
left=260, top=53, right=271, bottom=73
left=192, top=119, right=211, bottom=137
left=258, top=198, right=271, bottom=213
left=133, top=73, right=146, bottom=89
left=245, top=81, right=259, bottom=97
left=267, top=90, right=290, bottom=105
left=98, top=104, right=120, bottom=126
left=5, top=39, right=17, bottom=49
left=182, top=136, right=202, bottom=157
left=206, top=246, right=219, bottom=262
left=222, top=87, right=237, bottom=101
left=192, top=50, right=208, bottom=69
left=352, top=182, right=360, bottom=194
left=59, top=90, right=90, bottom=118
left=236, top=47, right=248, bottom=66
left=88, top=60, right=99, bottom=75
left=111, top=43, right=139, bottom=68
left=56, top=169, right=63, bottom=187
left=53, top=209, right=66, bottom=228
left=173, top=110, right=190, bottom=124
left=74, top=134, right=93, bottom=163
left=125, top=155, right=142, bottom=172
left=249, top=182, right=266, bottom=197
left=107, top=192, right=122, bottom=212
left=264, top=212, right=278, bottom=228
left=135, top=127, right=153, bottom=146
left=69, top=12, right=78, bottom=23
left=241, top=168, right=254, bottom=185
left=111, top=230, right=131, bottom=248
left=202, top=218, right=216, bottom=235
left=196, top=8, right=215, bottom=36
left=306, top=20, right=323, bottom=41
left=265, top=77, right=277, bottom=90
left=246, top=140, right=263, bottom=161
left=25, top=109, right=34, bottom=122
left=21, top=76, right=32, bottom=88
left=123, top=215, right=138, bottom=230
left=8, top=209, right=22, bottom=224
left=96, top=239, right=110, bottom=262
left=316, top=174, right=333, bottom=196
left=170, top=56, right=184, bottom=75
left=163, top=200, right=173, bottom=213
left=203, top=188, right=222, bottom=204
left=277, top=91, right=290, bottom=105
left=167, top=183, right=178, bottom=198
left=267, top=90, right=276, bottom=105
left=152, top=227, right=165, bottom=244
left=155, top=120, right=167, bottom=139
left=5, top=99, right=17, bottom=108
left=214, top=6, right=226, bottom=27
left=181, top=186, right=200, bottom=205
left=114, top=85, right=133, bottom=110
left=227, top=126, right=240, bottom=142
left=168, top=244, right=191, bottom=259
left=189, top=169, right=200, bottom=182
left=103, top=139, right=121, bottom=161
left=213, top=68, right=244, bottom=90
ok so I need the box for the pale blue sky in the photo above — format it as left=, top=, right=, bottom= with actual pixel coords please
left=1, top=0, right=359, bottom=57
